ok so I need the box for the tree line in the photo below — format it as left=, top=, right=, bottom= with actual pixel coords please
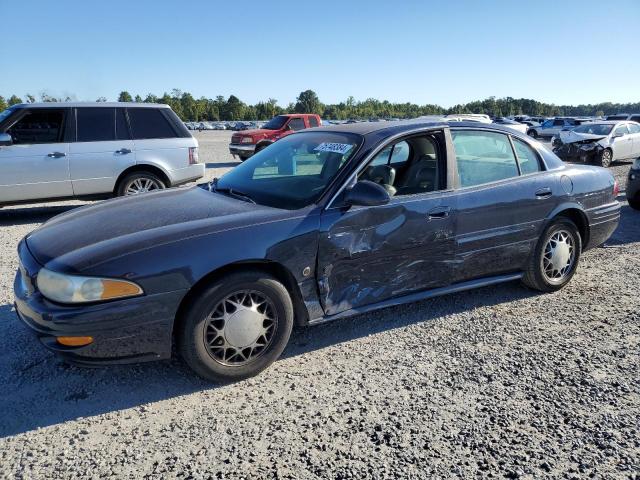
left=1, top=90, right=638, bottom=121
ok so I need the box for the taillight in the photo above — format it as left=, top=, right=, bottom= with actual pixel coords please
left=613, top=180, right=619, bottom=197
left=189, top=147, right=199, bottom=165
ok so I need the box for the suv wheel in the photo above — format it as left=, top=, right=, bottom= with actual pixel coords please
left=522, top=217, right=582, bottom=292
left=178, top=271, right=294, bottom=382
left=528, top=129, right=538, bottom=138
left=117, top=172, right=165, bottom=196
left=599, top=148, right=613, bottom=168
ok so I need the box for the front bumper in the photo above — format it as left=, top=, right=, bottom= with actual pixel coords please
left=229, top=143, right=256, bottom=157
left=13, top=241, right=187, bottom=365
left=627, top=169, right=640, bottom=202
left=553, top=142, right=604, bottom=164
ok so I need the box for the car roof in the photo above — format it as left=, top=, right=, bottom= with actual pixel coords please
left=10, top=102, right=170, bottom=109
left=308, top=119, right=524, bottom=138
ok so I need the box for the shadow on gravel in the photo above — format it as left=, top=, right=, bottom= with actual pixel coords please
left=0, top=281, right=538, bottom=438
left=0, top=204, right=84, bottom=226
left=602, top=204, right=640, bottom=247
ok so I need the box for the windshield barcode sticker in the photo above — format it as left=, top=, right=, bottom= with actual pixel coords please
left=314, top=143, right=353, bottom=155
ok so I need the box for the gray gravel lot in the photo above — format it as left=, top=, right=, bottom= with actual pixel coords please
left=0, top=131, right=638, bottom=479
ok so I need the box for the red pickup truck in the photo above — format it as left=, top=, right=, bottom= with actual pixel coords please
left=229, top=114, right=322, bottom=161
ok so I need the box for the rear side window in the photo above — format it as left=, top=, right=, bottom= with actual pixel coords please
left=452, top=130, right=519, bottom=187
left=553, top=119, right=564, bottom=126
left=308, top=116, right=319, bottom=127
left=614, top=124, right=629, bottom=136
left=128, top=108, right=177, bottom=139
left=628, top=123, right=640, bottom=134
left=512, top=137, right=541, bottom=174
left=288, top=118, right=306, bottom=131
left=77, top=108, right=115, bottom=142
left=8, top=109, right=66, bottom=144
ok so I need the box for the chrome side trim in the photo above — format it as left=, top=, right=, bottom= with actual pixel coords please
left=308, top=272, right=523, bottom=325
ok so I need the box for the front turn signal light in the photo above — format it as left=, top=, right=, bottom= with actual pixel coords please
left=57, top=336, right=94, bottom=347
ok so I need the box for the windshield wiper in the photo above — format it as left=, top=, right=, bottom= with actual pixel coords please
left=209, top=178, right=256, bottom=204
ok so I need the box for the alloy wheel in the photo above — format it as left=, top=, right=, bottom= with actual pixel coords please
left=601, top=150, right=612, bottom=168
left=203, top=290, right=277, bottom=366
left=541, top=229, right=575, bottom=284
left=125, top=177, right=162, bottom=195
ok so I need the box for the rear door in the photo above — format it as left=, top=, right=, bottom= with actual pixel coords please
left=69, top=107, right=135, bottom=195
left=0, top=107, right=72, bottom=203
left=611, top=123, right=632, bottom=159
left=626, top=122, right=640, bottom=156
left=317, top=130, right=456, bottom=315
left=451, top=129, right=555, bottom=282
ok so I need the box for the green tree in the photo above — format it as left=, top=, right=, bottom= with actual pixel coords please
left=144, top=93, right=159, bottom=103
left=134, top=94, right=142, bottom=102
left=294, top=90, right=323, bottom=115
left=7, top=95, right=22, bottom=106
left=96, top=96, right=107, bottom=102
left=25, top=94, right=36, bottom=103
left=118, top=91, right=133, bottom=102
left=0, top=96, right=7, bottom=111
left=223, top=95, right=245, bottom=120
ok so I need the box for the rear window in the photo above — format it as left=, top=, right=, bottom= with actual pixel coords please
left=128, top=108, right=178, bottom=139
left=77, top=108, right=115, bottom=142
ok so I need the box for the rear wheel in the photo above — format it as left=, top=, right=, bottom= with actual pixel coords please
left=528, top=129, right=538, bottom=139
left=117, top=172, right=165, bottom=196
left=599, top=148, right=613, bottom=168
left=238, top=155, right=250, bottom=162
left=178, top=271, right=294, bottom=382
left=522, top=217, right=582, bottom=292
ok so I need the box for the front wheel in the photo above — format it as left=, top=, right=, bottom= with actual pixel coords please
left=522, top=217, right=582, bottom=292
left=528, top=129, right=538, bottom=139
left=599, top=148, right=613, bottom=168
left=178, top=271, right=294, bottom=382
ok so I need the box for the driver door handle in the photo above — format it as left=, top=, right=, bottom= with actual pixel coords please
left=47, top=152, right=66, bottom=158
left=115, top=148, right=132, bottom=154
left=427, top=206, right=451, bottom=220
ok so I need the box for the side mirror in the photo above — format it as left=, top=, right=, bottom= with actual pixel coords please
left=613, top=132, right=624, bottom=138
left=344, top=180, right=390, bottom=207
left=0, top=133, right=12, bottom=146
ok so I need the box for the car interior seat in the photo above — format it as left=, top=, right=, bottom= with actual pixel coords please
left=362, top=164, right=397, bottom=196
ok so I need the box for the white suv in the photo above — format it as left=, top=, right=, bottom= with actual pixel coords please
left=0, top=102, right=204, bottom=205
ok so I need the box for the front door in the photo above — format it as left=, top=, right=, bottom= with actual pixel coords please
left=0, top=107, right=72, bottom=203
left=611, top=123, right=633, bottom=159
left=69, top=107, right=135, bottom=195
left=317, top=132, right=456, bottom=315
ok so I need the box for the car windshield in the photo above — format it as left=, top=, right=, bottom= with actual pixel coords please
left=573, top=124, right=614, bottom=135
left=217, top=131, right=362, bottom=209
left=262, top=115, right=289, bottom=130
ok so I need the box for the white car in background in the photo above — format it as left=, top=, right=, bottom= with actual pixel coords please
left=552, top=121, right=640, bottom=167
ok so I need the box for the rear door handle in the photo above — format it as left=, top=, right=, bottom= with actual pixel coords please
left=47, top=152, right=66, bottom=158
left=535, top=187, right=552, bottom=199
left=427, top=206, right=451, bottom=220
left=115, top=148, right=132, bottom=154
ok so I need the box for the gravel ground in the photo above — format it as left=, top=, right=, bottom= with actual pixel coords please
left=0, top=131, right=638, bottom=479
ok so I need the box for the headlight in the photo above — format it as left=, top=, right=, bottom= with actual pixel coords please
left=241, top=137, right=253, bottom=144
left=36, top=268, right=143, bottom=304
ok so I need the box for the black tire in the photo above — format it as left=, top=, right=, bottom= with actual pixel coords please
left=238, top=155, right=250, bottom=162
left=116, top=171, right=166, bottom=196
left=178, top=271, right=294, bottom=382
left=522, top=217, right=582, bottom=292
left=599, top=148, right=613, bottom=168
left=629, top=197, right=640, bottom=210
left=528, top=129, right=538, bottom=139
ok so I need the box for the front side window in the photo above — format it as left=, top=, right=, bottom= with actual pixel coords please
left=217, top=131, right=362, bottom=209
left=128, top=108, right=177, bottom=139
left=614, top=124, right=629, bottom=136
left=288, top=118, right=306, bottom=131
left=359, top=135, right=442, bottom=196
left=452, top=130, right=519, bottom=187
left=553, top=119, right=564, bottom=126
left=262, top=115, right=288, bottom=130
left=7, top=109, right=66, bottom=144
left=77, top=108, right=115, bottom=142
left=512, top=137, right=541, bottom=174
left=309, top=116, right=319, bottom=127
left=541, top=120, right=553, bottom=128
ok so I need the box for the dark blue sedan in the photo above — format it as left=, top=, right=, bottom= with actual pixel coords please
left=14, top=121, right=620, bottom=381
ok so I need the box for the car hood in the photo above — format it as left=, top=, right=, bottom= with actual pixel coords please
left=558, top=130, right=608, bottom=144
left=242, top=128, right=276, bottom=139
left=25, top=186, right=287, bottom=271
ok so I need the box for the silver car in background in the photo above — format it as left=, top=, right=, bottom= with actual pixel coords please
left=0, top=103, right=204, bottom=205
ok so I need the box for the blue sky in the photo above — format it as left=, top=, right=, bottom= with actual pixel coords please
left=2, top=0, right=639, bottom=107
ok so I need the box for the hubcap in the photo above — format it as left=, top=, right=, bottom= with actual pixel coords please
left=125, top=178, right=161, bottom=195
left=602, top=151, right=612, bottom=166
left=542, top=230, right=575, bottom=284
left=204, top=290, right=277, bottom=366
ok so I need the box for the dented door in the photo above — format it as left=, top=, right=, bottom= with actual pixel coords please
left=317, top=193, right=456, bottom=315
